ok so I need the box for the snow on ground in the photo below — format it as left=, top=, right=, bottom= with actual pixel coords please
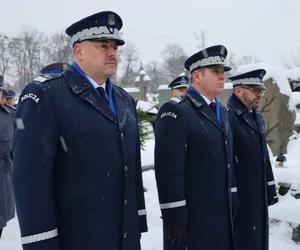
left=269, top=133, right=300, bottom=245
left=269, top=194, right=300, bottom=225
left=272, top=133, right=300, bottom=189
left=1, top=135, right=300, bottom=249
left=141, top=171, right=163, bottom=250
left=269, top=220, right=300, bottom=250
left=1, top=170, right=299, bottom=250
left=0, top=218, right=21, bottom=250
left=289, top=92, right=300, bottom=111
left=141, top=125, right=155, bottom=169
left=141, top=134, right=155, bottom=168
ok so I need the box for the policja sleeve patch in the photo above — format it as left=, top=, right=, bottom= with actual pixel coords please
left=160, top=112, right=178, bottom=119
left=21, top=92, right=40, bottom=104
left=19, top=82, right=44, bottom=104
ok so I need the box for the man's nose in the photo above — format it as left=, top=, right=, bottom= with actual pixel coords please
left=107, top=46, right=117, bottom=56
left=219, top=72, right=225, bottom=80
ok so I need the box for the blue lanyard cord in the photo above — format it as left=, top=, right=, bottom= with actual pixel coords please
left=215, top=98, right=222, bottom=125
left=70, top=61, right=116, bottom=114
left=106, top=80, right=117, bottom=115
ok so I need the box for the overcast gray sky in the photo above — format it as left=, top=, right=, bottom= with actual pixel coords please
left=1, top=0, right=300, bottom=66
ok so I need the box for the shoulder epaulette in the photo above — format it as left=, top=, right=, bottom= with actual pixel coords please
left=0, top=104, right=11, bottom=114
left=5, top=104, right=16, bottom=111
left=170, top=96, right=184, bottom=104
left=33, top=74, right=63, bottom=84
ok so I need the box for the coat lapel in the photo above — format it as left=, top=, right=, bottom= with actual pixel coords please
left=228, top=94, right=260, bottom=134
left=241, top=112, right=260, bottom=133
left=64, top=68, right=117, bottom=124
left=186, top=89, right=224, bottom=132
left=221, top=107, right=231, bottom=135
left=254, top=112, right=266, bottom=135
left=113, top=87, right=129, bottom=129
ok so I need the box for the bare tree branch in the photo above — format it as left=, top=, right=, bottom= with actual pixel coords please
left=161, top=43, right=187, bottom=80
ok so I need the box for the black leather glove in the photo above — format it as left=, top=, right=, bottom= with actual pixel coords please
left=167, top=223, right=187, bottom=247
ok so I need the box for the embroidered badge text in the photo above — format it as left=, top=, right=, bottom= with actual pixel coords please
left=161, top=112, right=177, bottom=119
left=21, top=93, right=40, bottom=104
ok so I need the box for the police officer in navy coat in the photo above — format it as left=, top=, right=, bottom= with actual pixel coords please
left=227, top=69, right=277, bottom=250
left=168, top=76, right=189, bottom=97
left=0, top=87, right=15, bottom=239
left=155, top=45, right=237, bottom=250
left=13, top=11, right=147, bottom=250
left=4, top=90, right=17, bottom=114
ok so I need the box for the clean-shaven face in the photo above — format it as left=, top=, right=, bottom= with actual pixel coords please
left=196, top=67, right=225, bottom=99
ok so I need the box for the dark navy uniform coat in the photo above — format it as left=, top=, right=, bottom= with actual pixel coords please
left=227, top=94, right=277, bottom=250
left=155, top=87, right=236, bottom=250
left=13, top=67, right=147, bottom=250
left=0, top=104, right=15, bottom=230
left=4, top=104, right=16, bottom=116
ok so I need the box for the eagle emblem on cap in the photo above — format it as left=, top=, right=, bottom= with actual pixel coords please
left=202, top=49, right=209, bottom=58
left=108, top=14, right=116, bottom=25
left=220, top=46, right=225, bottom=56
left=259, top=71, right=265, bottom=78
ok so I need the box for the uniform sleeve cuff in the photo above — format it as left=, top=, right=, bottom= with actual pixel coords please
left=22, top=236, right=60, bottom=250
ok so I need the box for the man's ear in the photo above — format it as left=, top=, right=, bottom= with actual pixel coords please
left=192, top=70, right=200, bottom=83
left=73, top=43, right=83, bottom=61
left=233, top=87, right=242, bottom=97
